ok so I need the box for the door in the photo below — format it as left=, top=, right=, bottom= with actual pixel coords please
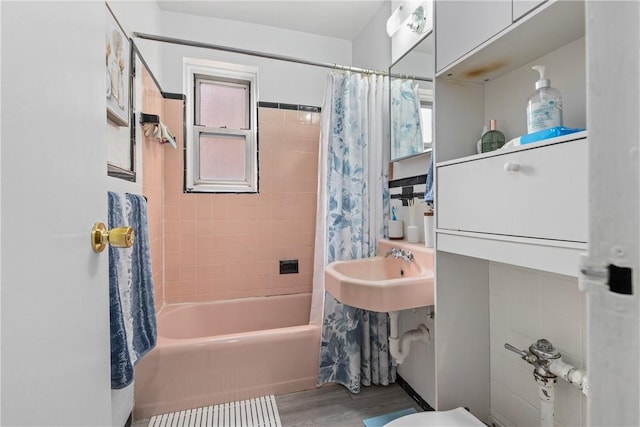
left=1, top=2, right=112, bottom=426
left=583, top=2, right=640, bottom=426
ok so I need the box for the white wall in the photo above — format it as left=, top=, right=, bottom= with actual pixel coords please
left=141, top=10, right=352, bottom=108
left=107, top=1, right=163, bottom=81
left=489, top=263, right=586, bottom=426
left=352, top=2, right=392, bottom=71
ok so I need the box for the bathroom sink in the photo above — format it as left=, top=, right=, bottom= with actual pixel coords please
left=325, top=239, right=434, bottom=312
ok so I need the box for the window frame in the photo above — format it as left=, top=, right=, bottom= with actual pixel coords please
left=420, top=101, right=434, bottom=149
left=418, top=85, right=434, bottom=150
left=184, top=58, right=259, bottom=193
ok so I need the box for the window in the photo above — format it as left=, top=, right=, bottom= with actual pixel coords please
left=418, top=85, right=434, bottom=150
left=184, top=58, right=258, bottom=193
left=420, top=102, right=433, bottom=149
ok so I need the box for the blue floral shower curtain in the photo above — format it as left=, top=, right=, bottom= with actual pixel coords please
left=313, top=71, right=393, bottom=393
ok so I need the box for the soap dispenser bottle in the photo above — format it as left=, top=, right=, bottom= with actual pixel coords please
left=481, top=119, right=505, bottom=153
left=527, top=65, right=563, bottom=134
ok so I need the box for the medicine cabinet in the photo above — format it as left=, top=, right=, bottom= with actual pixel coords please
left=389, top=32, right=434, bottom=161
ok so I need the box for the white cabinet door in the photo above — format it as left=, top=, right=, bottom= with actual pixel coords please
left=513, top=0, right=547, bottom=21
left=437, top=139, right=588, bottom=242
left=435, top=0, right=511, bottom=72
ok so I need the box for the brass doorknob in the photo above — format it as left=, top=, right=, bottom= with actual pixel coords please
left=91, top=222, right=135, bottom=253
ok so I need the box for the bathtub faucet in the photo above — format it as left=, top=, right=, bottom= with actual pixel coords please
left=384, top=247, right=414, bottom=263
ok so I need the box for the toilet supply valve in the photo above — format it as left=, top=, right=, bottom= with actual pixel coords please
left=505, top=342, right=535, bottom=363
left=504, top=339, right=588, bottom=396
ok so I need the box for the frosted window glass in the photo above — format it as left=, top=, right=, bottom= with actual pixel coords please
left=199, top=134, right=246, bottom=181
left=199, top=82, right=247, bottom=129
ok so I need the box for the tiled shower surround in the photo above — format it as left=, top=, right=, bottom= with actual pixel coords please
left=143, top=100, right=320, bottom=305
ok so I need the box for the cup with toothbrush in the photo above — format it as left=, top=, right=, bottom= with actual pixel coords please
left=389, top=206, right=404, bottom=239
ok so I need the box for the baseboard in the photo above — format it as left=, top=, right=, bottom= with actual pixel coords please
left=396, top=375, right=434, bottom=412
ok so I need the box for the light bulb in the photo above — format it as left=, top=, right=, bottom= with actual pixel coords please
left=407, top=5, right=426, bottom=33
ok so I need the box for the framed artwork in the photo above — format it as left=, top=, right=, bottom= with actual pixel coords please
left=106, top=3, right=130, bottom=127
left=107, top=47, right=136, bottom=182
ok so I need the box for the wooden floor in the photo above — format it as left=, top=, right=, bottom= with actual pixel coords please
left=276, top=384, right=423, bottom=427
left=132, top=383, right=422, bottom=427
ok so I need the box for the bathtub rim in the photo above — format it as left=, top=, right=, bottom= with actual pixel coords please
left=155, top=323, right=319, bottom=347
left=154, top=292, right=317, bottom=347
left=157, top=292, right=313, bottom=317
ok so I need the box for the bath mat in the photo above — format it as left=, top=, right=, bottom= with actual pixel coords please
left=147, top=395, right=281, bottom=427
left=363, top=407, right=417, bottom=427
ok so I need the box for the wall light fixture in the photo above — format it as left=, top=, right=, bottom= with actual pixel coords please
left=406, top=5, right=427, bottom=34
left=386, top=3, right=429, bottom=37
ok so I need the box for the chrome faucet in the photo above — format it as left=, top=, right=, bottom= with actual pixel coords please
left=384, top=247, right=414, bottom=263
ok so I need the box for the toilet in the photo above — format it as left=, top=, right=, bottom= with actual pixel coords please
left=384, top=407, right=485, bottom=427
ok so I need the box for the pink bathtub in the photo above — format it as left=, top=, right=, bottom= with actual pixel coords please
left=133, top=293, right=320, bottom=420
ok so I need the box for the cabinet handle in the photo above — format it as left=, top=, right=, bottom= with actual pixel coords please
left=504, top=162, right=520, bottom=173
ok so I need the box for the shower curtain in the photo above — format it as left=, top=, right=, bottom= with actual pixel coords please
left=312, top=71, right=393, bottom=393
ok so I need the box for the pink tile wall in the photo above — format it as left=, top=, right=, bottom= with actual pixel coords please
left=141, top=67, right=166, bottom=312
left=161, top=107, right=320, bottom=303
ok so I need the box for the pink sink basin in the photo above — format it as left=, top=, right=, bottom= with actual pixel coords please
left=325, top=239, right=435, bottom=312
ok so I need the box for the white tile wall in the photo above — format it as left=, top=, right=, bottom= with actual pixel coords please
left=489, top=262, right=587, bottom=426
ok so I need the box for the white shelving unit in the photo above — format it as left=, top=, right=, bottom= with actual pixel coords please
left=432, top=0, right=587, bottom=422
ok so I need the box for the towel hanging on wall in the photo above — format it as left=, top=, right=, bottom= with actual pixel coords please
left=424, top=154, right=434, bottom=207
left=140, top=113, right=177, bottom=148
left=108, top=191, right=157, bottom=389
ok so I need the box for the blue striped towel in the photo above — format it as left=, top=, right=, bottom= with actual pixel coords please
left=424, top=153, right=434, bottom=206
left=108, top=192, right=157, bottom=389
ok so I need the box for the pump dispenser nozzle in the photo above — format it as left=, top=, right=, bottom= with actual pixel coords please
left=532, top=65, right=550, bottom=90
left=527, top=64, right=563, bottom=133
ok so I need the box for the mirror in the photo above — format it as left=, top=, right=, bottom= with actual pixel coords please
left=389, top=33, right=434, bottom=161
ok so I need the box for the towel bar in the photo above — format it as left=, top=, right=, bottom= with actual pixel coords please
left=91, top=222, right=134, bottom=253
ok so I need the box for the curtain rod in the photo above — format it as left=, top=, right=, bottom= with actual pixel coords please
left=134, top=32, right=431, bottom=82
